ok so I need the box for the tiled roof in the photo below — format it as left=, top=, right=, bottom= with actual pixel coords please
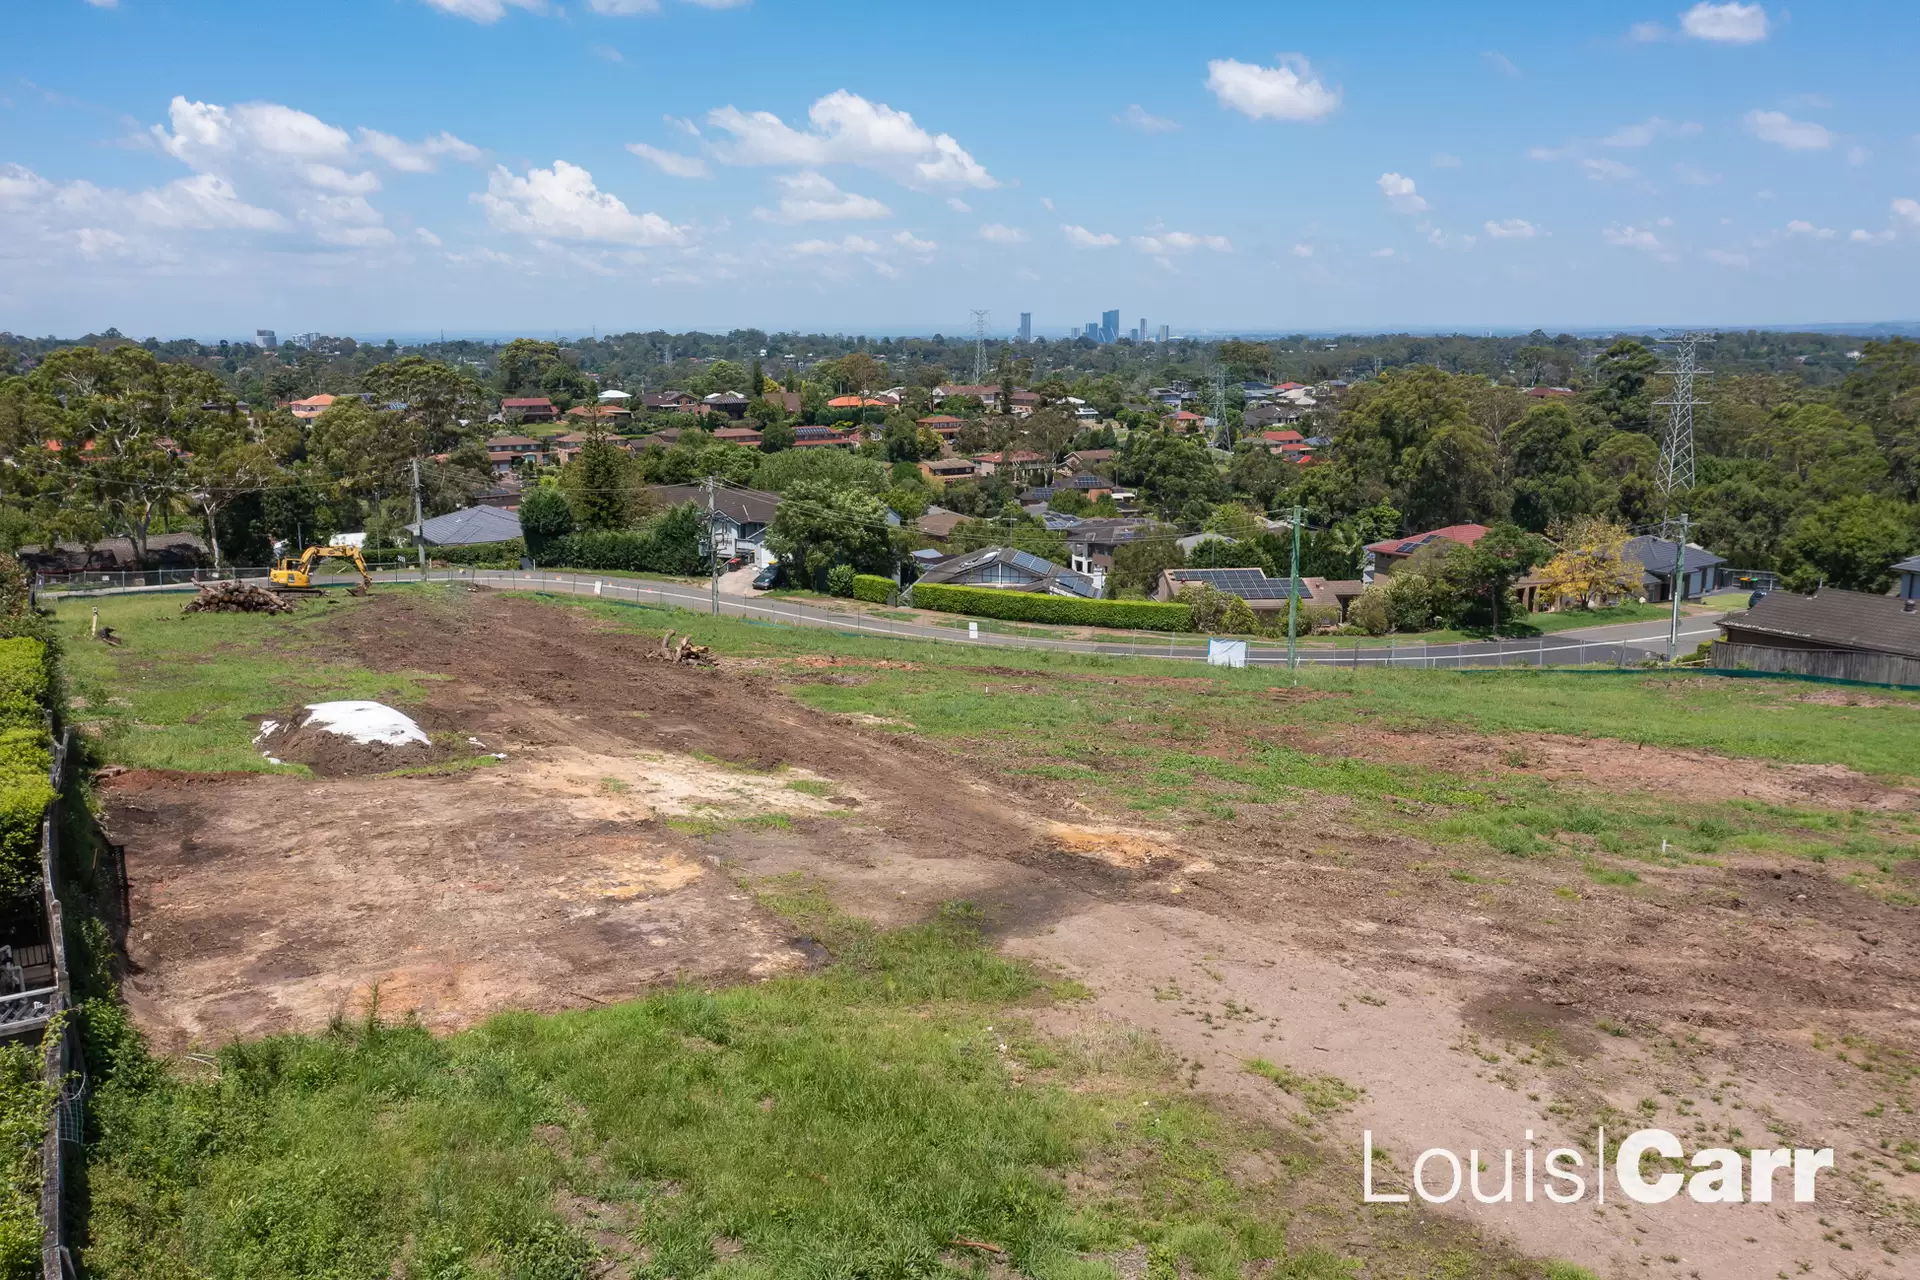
left=1364, top=524, right=1490, bottom=557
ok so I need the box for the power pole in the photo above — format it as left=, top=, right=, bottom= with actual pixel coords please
left=970, top=310, right=990, bottom=384
left=1214, top=366, right=1229, bottom=448
left=706, top=475, right=719, bottom=616
left=1666, top=512, right=1690, bottom=664
left=1655, top=331, right=1713, bottom=536
left=1286, top=502, right=1303, bottom=682
left=410, top=458, right=427, bottom=573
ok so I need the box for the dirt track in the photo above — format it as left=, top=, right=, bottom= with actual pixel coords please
left=101, top=587, right=1920, bottom=1279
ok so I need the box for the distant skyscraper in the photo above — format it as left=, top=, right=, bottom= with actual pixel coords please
left=1158, top=324, right=1171, bottom=343
left=255, top=329, right=277, bottom=349
left=1129, top=328, right=1139, bottom=343
left=1017, top=312, right=1032, bottom=343
left=1100, top=309, right=1120, bottom=344
left=1139, top=317, right=1147, bottom=343
left=1083, top=322, right=1100, bottom=341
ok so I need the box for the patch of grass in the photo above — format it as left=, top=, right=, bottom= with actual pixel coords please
left=1243, top=1059, right=1364, bottom=1116
left=1584, top=864, right=1641, bottom=887
left=380, top=753, right=506, bottom=779
left=784, top=779, right=836, bottom=797
left=82, top=906, right=1360, bottom=1280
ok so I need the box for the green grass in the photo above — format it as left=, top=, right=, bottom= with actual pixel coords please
left=83, top=903, right=1367, bottom=1280
left=52, top=593, right=426, bottom=773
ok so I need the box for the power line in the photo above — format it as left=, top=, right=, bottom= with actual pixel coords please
left=969, top=310, right=990, bottom=385
left=1653, top=330, right=1713, bottom=537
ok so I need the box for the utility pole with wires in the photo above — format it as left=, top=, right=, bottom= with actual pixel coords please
left=970, top=310, right=990, bottom=384
left=1654, top=331, right=1713, bottom=536
left=706, top=475, right=719, bottom=616
left=410, top=458, right=427, bottom=573
left=1666, top=511, right=1691, bottom=664
left=1213, top=366, right=1229, bottom=448
left=1286, top=503, right=1303, bottom=681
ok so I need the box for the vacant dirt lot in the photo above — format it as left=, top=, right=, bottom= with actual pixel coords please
left=101, top=587, right=1920, bottom=1280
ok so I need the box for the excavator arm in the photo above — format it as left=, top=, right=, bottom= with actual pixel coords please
left=271, top=545, right=372, bottom=595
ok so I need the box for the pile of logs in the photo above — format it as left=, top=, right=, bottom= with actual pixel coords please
left=183, top=580, right=298, bottom=615
left=652, top=630, right=715, bottom=666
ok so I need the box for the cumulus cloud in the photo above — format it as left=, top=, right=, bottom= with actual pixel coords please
left=476, top=159, right=686, bottom=245
left=1681, top=2, right=1768, bottom=43
left=1852, top=227, right=1896, bottom=244
left=979, top=223, right=1028, bottom=244
left=945, top=197, right=971, bottom=213
left=1602, top=223, right=1664, bottom=252
left=1484, top=218, right=1540, bottom=238
left=1117, top=104, right=1179, bottom=134
left=1204, top=55, right=1339, bottom=121
left=892, top=229, right=936, bottom=255
left=359, top=128, right=482, bottom=172
left=1894, top=198, right=1920, bottom=226
left=1376, top=172, right=1427, bottom=214
left=0, top=162, right=284, bottom=266
left=1062, top=223, right=1119, bottom=248
left=1602, top=116, right=1701, bottom=148
left=1583, top=157, right=1638, bottom=181
left=1369, top=247, right=1395, bottom=258
left=1291, top=243, right=1314, bottom=257
left=706, top=90, right=996, bottom=190
left=754, top=170, right=889, bottom=222
left=418, top=0, right=544, bottom=23
left=587, top=0, right=659, bottom=12
left=1131, top=230, right=1232, bottom=254
left=627, top=142, right=710, bottom=179
left=1786, top=219, right=1835, bottom=239
left=792, top=234, right=882, bottom=255
left=1745, top=109, right=1832, bottom=150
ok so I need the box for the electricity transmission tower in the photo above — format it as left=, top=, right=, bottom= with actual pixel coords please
left=1654, top=330, right=1714, bottom=535
left=970, top=310, right=990, bottom=384
left=1214, top=366, right=1229, bottom=447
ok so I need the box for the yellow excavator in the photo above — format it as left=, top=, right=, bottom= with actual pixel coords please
left=269, top=545, right=373, bottom=596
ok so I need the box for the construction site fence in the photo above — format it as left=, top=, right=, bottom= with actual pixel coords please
left=33, top=726, right=77, bottom=1280
left=30, top=561, right=416, bottom=593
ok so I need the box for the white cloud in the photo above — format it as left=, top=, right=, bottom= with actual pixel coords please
left=979, top=222, right=1028, bottom=244
left=665, top=115, right=701, bottom=137
left=754, top=170, right=889, bottom=222
left=1481, top=50, right=1519, bottom=76
left=1602, top=223, right=1664, bottom=252
left=1602, top=116, right=1701, bottom=147
left=1894, top=198, right=1920, bottom=226
left=1204, top=55, right=1339, bottom=122
left=1583, top=157, right=1638, bottom=181
left=1131, top=230, right=1232, bottom=254
left=418, top=0, right=544, bottom=23
left=1040, top=197, right=1054, bottom=211
left=1681, top=2, right=1768, bottom=43
left=1786, top=219, right=1835, bottom=239
left=627, top=142, right=710, bottom=179
left=1527, top=145, right=1569, bottom=162
left=476, top=160, right=686, bottom=245
left=1847, top=145, right=1871, bottom=167
left=1745, top=109, right=1832, bottom=151
left=359, top=128, right=482, bottom=173
left=415, top=227, right=442, bottom=246
left=592, top=44, right=624, bottom=63
left=1062, top=223, right=1119, bottom=248
left=587, top=0, right=659, bottom=12
left=706, top=90, right=996, bottom=190
left=1376, top=172, right=1427, bottom=214
left=1117, top=104, right=1179, bottom=134
left=82, top=0, right=118, bottom=8
left=1369, top=247, right=1395, bottom=258
left=1431, top=152, right=1461, bottom=168
left=1427, top=227, right=1477, bottom=250
left=1291, top=243, right=1314, bottom=257
left=945, top=197, right=971, bottom=213
left=154, top=97, right=353, bottom=169
left=1852, top=227, right=1896, bottom=244
left=1704, top=248, right=1750, bottom=266
left=892, top=229, right=936, bottom=255
left=1484, top=218, right=1540, bottom=239
left=792, top=234, right=882, bottom=255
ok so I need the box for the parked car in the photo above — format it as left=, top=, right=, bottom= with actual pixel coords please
left=751, top=563, right=783, bottom=590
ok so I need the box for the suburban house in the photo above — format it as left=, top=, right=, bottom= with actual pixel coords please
left=501, top=397, right=559, bottom=424
left=916, top=414, right=966, bottom=441
left=702, top=392, right=750, bottom=419
left=1064, top=448, right=1114, bottom=472
left=1895, top=554, right=1920, bottom=601
left=1364, top=523, right=1490, bottom=576
left=566, top=403, right=629, bottom=427
left=919, top=457, right=978, bottom=485
left=972, top=449, right=1050, bottom=482
left=761, top=389, right=803, bottom=416
left=407, top=504, right=523, bottom=547
left=1623, top=534, right=1725, bottom=602
left=1152, top=567, right=1348, bottom=623
left=915, top=506, right=968, bottom=541
left=1063, top=518, right=1156, bottom=586
left=1023, top=473, right=1114, bottom=504
left=650, top=484, right=781, bottom=565
left=910, top=546, right=1099, bottom=599
left=485, top=434, right=547, bottom=474
left=1715, top=587, right=1920, bottom=685
left=1525, top=386, right=1576, bottom=399
left=710, top=426, right=764, bottom=447
left=791, top=425, right=857, bottom=450
left=1170, top=410, right=1208, bottom=432
left=286, top=393, right=337, bottom=422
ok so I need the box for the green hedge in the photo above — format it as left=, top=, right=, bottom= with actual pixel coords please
left=538, top=504, right=707, bottom=576
left=908, top=583, right=1193, bottom=632
left=852, top=574, right=896, bottom=604
left=431, top=538, right=525, bottom=567
left=0, top=638, right=52, bottom=900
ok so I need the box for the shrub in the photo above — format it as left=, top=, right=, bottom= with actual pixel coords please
left=0, top=640, right=49, bottom=727
left=1176, top=582, right=1233, bottom=633
left=1219, top=596, right=1260, bottom=636
left=851, top=574, right=895, bottom=604
left=517, top=485, right=574, bottom=558
left=538, top=503, right=707, bottom=576
left=0, top=638, right=52, bottom=902
left=826, top=565, right=857, bottom=598
left=910, top=583, right=1192, bottom=632
left=430, top=539, right=525, bottom=568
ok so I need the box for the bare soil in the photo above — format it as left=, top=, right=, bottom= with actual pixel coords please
left=100, top=587, right=1920, bottom=1280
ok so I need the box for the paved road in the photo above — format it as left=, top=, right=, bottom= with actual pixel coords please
left=47, top=566, right=1727, bottom=670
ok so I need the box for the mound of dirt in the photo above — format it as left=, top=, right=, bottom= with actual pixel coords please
left=254, top=701, right=456, bottom=776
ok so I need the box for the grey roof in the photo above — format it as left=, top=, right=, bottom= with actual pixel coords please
left=1166, top=567, right=1309, bottom=602
left=1178, top=532, right=1233, bottom=553
left=1064, top=518, right=1156, bottom=547
left=915, top=545, right=1099, bottom=598
left=1895, top=555, right=1920, bottom=573
left=1624, top=535, right=1725, bottom=582
left=1720, top=588, right=1920, bottom=659
left=649, top=484, right=779, bottom=527
left=407, top=504, right=523, bottom=546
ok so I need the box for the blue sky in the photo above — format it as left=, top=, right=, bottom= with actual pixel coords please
left=3, top=0, right=1917, bottom=338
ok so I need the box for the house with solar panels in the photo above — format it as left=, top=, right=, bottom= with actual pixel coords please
left=1362, top=524, right=1490, bottom=580
left=908, top=547, right=1100, bottom=599
left=1151, top=567, right=1356, bottom=624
